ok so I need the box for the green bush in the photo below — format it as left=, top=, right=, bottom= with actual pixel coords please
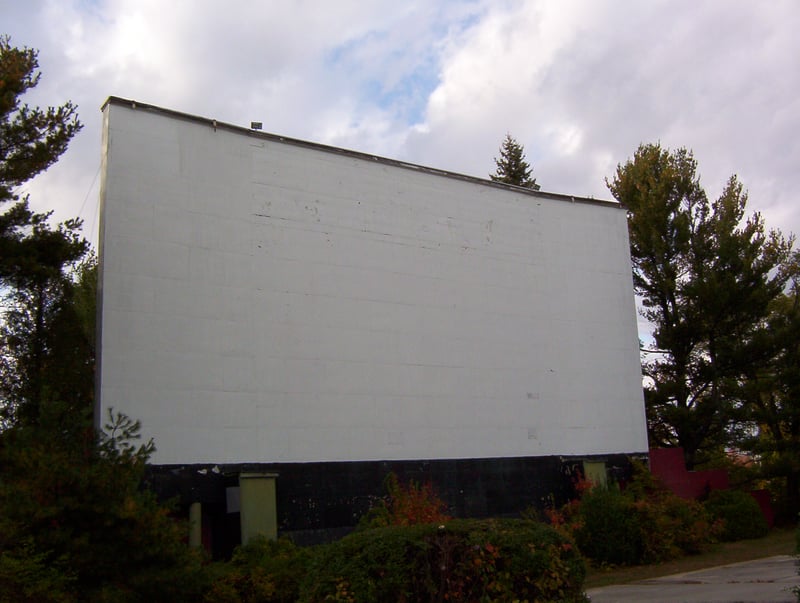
left=203, top=536, right=312, bottom=603
left=574, top=488, right=641, bottom=565
left=298, top=518, right=586, bottom=603
left=703, top=490, right=769, bottom=541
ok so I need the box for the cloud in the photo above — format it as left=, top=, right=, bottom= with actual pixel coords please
left=403, top=0, right=800, bottom=233
left=8, top=1, right=489, bottom=238
left=4, top=0, right=800, bottom=268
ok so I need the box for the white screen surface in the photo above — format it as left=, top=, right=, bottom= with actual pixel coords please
left=98, top=99, right=647, bottom=464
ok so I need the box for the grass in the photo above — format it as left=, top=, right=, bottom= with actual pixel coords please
left=584, top=526, right=796, bottom=589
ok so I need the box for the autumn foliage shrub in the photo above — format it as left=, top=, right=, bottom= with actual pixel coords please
left=209, top=478, right=587, bottom=602
left=357, top=472, right=450, bottom=529
left=299, top=519, right=586, bottom=603
left=623, top=464, right=717, bottom=560
left=549, top=463, right=717, bottom=566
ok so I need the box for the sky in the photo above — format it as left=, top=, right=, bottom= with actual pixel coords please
left=3, top=1, right=800, bottom=285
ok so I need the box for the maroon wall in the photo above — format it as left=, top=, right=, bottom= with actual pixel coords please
left=649, top=448, right=729, bottom=499
left=649, top=447, right=773, bottom=527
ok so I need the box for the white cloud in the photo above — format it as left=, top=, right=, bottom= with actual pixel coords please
left=402, top=0, right=800, bottom=230
left=3, top=0, right=800, bottom=296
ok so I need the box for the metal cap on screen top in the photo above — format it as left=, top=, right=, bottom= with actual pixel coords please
left=250, top=121, right=263, bottom=130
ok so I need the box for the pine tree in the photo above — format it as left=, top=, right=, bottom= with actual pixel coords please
left=0, top=37, right=204, bottom=600
left=0, top=409, right=205, bottom=601
left=608, top=143, right=791, bottom=468
left=740, top=251, right=800, bottom=516
left=0, top=256, right=96, bottom=428
left=0, top=34, right=87, bottom=290
left=0, top=36, right=89, bottom=425
left=490, top=134, right=540, bottom=190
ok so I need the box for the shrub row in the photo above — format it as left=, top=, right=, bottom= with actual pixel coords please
left=549, top=463, right=770, bottom=567
left=568, top=485, right=714, bottom=565
left=206, top=519, right=587, bottom=603
left=204, top=467, right=772, bottom=602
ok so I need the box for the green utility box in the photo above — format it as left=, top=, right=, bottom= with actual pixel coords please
left=582, top=461, right=608, bottom=488
left=239, top=472, right=279, bottom=543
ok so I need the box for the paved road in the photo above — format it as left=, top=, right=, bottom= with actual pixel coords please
left=586, top=555, right=797, bottom=603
